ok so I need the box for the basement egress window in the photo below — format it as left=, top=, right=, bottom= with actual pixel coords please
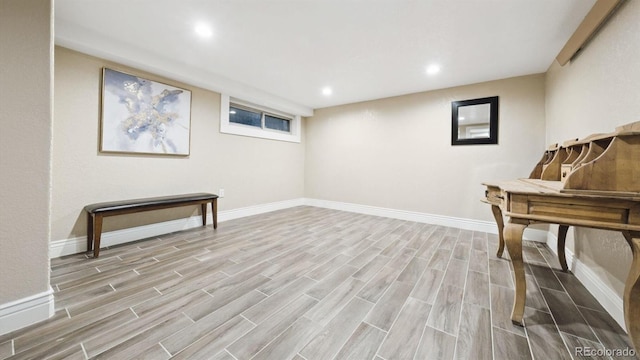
left=220, top=94, right=301, bottom=143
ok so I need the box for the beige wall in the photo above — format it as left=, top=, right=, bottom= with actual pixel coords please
left=545, top=0, right=640, bottom=296
left=52, top=47, right=305, bottom=241
left=0, top=0, right=52, bottom=303
left=305, top=74, right=546, bottom=222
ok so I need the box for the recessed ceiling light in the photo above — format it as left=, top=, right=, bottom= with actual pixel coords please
left=322, top=87, right=333, bottom=96
left=426, top=64, right=441, bottom=75
left=194, top=22, right=213, bottom=38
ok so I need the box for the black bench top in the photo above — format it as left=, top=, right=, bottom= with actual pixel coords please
left=85, top=193, right=218, bottom=213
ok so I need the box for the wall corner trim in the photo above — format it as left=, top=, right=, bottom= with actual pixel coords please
left=0, top=287, right=55, bottom=336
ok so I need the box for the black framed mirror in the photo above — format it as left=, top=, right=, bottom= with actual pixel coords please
left=451, top=96, right=498, bottom=145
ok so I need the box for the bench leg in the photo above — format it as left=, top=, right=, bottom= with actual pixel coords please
left=87, top=213, right=94, bottom=252
left=201, top=203, right=208, bottom=226
left=93, top=214, right=104, bottom=258
left=213, top=198, right=218, bottom=229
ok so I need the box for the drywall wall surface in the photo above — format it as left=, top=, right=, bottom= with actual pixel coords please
left=0, top=0, right=53, bottom=303
left=52, top=47, right=305, bottom=241
left=305, top=74, right=546, bottom=222
left=545, top=0, right=640, bottom=297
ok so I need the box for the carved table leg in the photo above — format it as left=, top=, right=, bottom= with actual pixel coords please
left=622, top=231, right=640, bottom=354
left=505, top=220, right=528, bottom=325
left=557, top=225, right=569, bottom=272
left=491, top=205, right=505, bottom=258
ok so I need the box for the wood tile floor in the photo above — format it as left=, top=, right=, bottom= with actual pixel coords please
left=1, top=206, right=637, bottom=359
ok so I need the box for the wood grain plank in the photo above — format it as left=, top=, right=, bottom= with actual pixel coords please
left=169, top=315, right=254, bottom=360
left=184, top=274, right=271, bottom=322
left=427, top=249, right=453, bottom=271
left=351, top=255, right=391, bottom=283
left=364, top=281, right=414, bottom=331
left=427, top=285, right=463, bottom=334
left=455, top=303, right=492, bottom=360
left=579, top=306, right=637, bottom=358
left=493, top=326, right=532, bottom=360
left=490, top=284, right=526, bottom=337
left=469, top=249, right=488, bottom=273
left=242, top=276, right=316, bottom=324
left=489, top=259, right=513, bottom=288
left=299, top=297, right=373, bottom=360
left=410, top=268, right=444, bottom=305
left=333, top=322, right=386, bottom=360
left=523, top=307, right=572, bottom=360
left=92, top=313, right=193, bottom=359
left=415, top=326, right=456, bottom=360
left=528, top=263, right=563, bottom=291
left=251, top=317, right=322, bottom=360
left=161, top=290, right=265, bottom=354
left=357, top=265, right=400, bottom=303
left=12, top=308, right=136, bottom=359
left=442, top=259, right=467, bottom=288
left=377, top=297, right=432, bottom=359
left=226, top=294, right=318, bottom=359
left=306, top=254, right=353, bottom=281
left=541, top=288, right=599, bottom=342
left=304, top=265, right=359, bottom=300
left=306, top=277, right=366, bottom=326
left=396, top=256, right=428, bottom=286
left=463, top=270, right=489, bottom=309
left=561, top=332, right=608, bottom=360
left=555, top=270, right=607, bottom=312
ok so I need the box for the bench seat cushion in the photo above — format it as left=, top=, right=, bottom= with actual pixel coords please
left=85, top=193, right=218, bottom=214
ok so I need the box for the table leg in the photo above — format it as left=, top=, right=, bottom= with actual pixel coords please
left=201, top=203, right=208, bottom=226
left=505, top=220, right=528, bottom=325
left=557, top=225, right=569, bottom=272
left=622, top=231, right=640, bottom=354
left=491, top=205, right=505, bottom=258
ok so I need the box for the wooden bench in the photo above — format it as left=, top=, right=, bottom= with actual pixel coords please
left=85, top=193, right=218, bottom=258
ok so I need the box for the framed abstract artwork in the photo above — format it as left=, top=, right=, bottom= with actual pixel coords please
left=100, top=68, right=192, bottom=155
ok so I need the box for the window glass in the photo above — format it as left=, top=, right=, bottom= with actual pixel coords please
left=265, top=114, right=291, bottom=132
left=229, top=106, right=261, bottom=127
left=221, top=95, right=301, bottom=143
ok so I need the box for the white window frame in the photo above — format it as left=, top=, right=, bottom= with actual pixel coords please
left=220, top=94, right=301, bottom=143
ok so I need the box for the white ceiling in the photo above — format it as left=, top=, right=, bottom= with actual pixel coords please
left=55, top=0, right=596, bottom=116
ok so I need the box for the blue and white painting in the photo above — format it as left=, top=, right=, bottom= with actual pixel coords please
left=101, top=68, right=191, bottom=155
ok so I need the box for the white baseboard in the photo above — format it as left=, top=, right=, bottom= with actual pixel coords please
left=218, top=198, right=305, bottom=222
left=546, top=231, right=625, bottom=330
left=50, top=198, right=306, bottom=258
left=0, top=287, right=54, bottom=336
left=50, top=197, right=546, bottom=258
left=302, top=198, right=547, bottom=242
